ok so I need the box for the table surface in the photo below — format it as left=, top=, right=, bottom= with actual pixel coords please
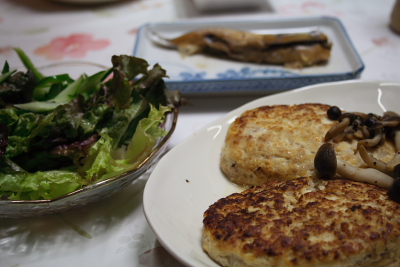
left=1, top=0, right=400, bottom=266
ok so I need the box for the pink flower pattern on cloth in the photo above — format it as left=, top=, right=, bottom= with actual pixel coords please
left=34, top=33, right=110, bottom=60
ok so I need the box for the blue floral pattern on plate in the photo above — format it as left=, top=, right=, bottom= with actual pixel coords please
left=216, top=67, right=299, bottom=79
left=179, top=71, right=206, bottom=81
left=180, top=67, right=299, bottom=81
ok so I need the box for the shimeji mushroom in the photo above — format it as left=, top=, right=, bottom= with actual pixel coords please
left=357, top=128, right=383, bottom=148
left=358, top=145, right=391, bottom=175
left=388, top=164, right=400, bottom=202
left=314, top=143, right=394, bottom=189
left=320, top=107, right=400, bottom=202
left=387, top=126, right=400, bottom=171
left=324, top=117, right=350, bottom=141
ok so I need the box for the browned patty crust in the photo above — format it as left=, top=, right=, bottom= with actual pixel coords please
left=202, top=177, right=400, bottom=267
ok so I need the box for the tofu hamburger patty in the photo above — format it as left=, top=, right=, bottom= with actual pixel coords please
left=202, top=176, right=400, bottom=267
left=220, top=104, right=396, bottom=186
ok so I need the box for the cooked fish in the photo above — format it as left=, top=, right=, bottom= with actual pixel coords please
left=148, top=27, right=332, bottom=68
left=203, top=176, right=400, bottom=267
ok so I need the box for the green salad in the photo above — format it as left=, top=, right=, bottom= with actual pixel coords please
left=0, top=48, right=181, bottom=200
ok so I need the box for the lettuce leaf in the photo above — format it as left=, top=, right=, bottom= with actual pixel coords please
left=0, top=170, right=84, bottom=200
left=123, top=104, right=171, bottom=164
left=78, top=104, right=171, bottom=182
left=99, top=97, right=148, bottom=149
left=0, top=70, right=37, bottom=104
left=13, top=47, right=44, bottom=81
left=0, top=156, right=84, bottom=200
left=111, top=55, right=149, bottom=109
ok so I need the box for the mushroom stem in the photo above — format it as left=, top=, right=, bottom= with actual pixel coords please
left=358, top=145, right=391, bottom=175
left=379, top=130, right=387, bottom=146
left=393, top=127, right=400, bottom=151
left=370, top=119, right=400, bottom=130
left=349, top=112, right=370, bottom=120
left=336, top=159, right=394, bottom=188
left=354, top=129, right=364, bottom=139
left=387, top=152, right=400, bottom=171
left=356, top=125, right=371, bottom=139
left=357, top=128, right=382, bottom=148
left=384, top=111, right=400, bottom=117
left=332, top=126, right=355, bottom=142
left=386, top=127, right=400, bottom=171
left=325, top=117, right=350, bottom=141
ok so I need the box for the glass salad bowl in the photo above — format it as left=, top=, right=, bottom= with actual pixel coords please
left=0, top=61, right=179, bottom=218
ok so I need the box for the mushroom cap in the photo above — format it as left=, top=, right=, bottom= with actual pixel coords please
left=327, top=106, right=341, bottom=120
left=314, top=142, right=337, bottom=179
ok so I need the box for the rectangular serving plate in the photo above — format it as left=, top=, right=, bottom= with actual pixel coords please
left=133, top=16, right=364, bottom=95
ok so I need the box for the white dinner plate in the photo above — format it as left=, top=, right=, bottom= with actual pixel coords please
left=143, top=80, right=400, bottom=267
